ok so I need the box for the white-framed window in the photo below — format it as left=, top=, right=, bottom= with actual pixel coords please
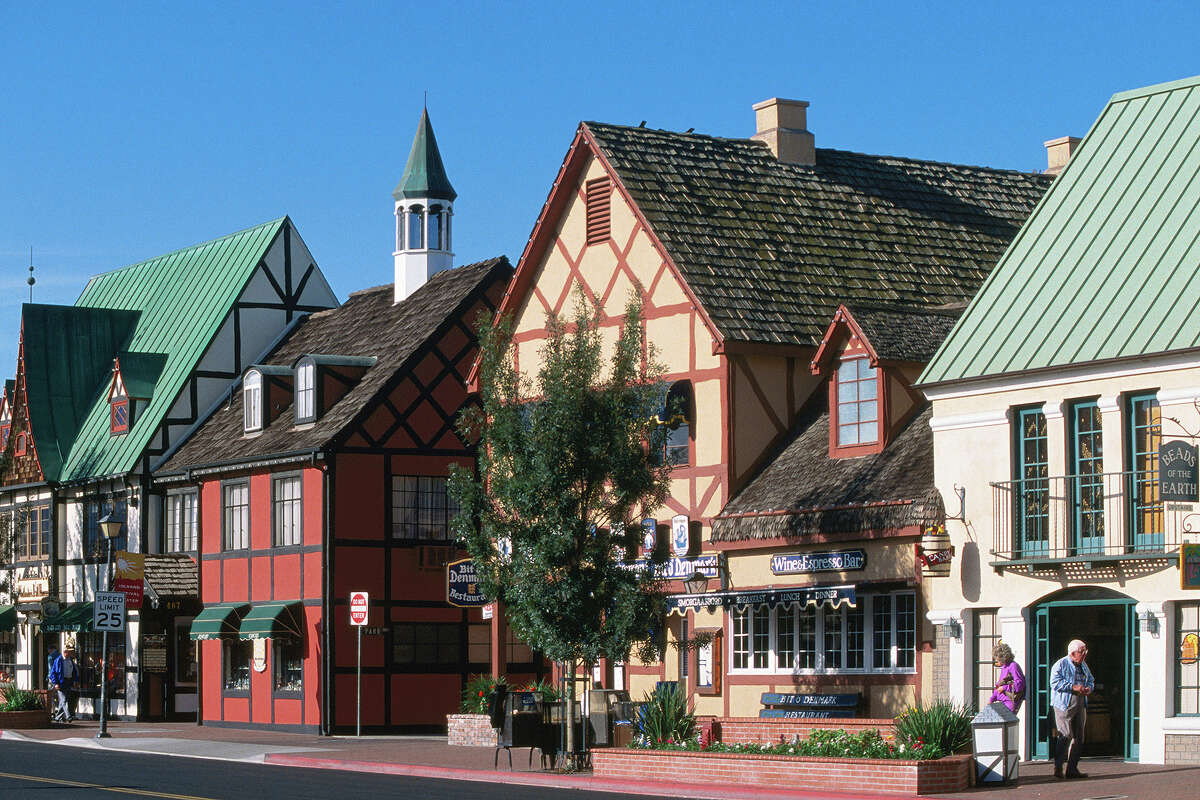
left=222, top=482, right=249, bottom=550
left=165, top=491, right=198, bottom=552
left=295, top=360, right=315, bottom=423
left=729, top=592, right=916, bottom=674
left=836, top=358, right=878, bottom=446
left=243, top=370, right=263, bottom=433
left=272, top=474, right=302, bottom=547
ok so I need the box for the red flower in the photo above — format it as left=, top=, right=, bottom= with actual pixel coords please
left=478, top=690, right=484, bottom=697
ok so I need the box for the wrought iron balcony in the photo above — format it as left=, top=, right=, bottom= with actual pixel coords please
left=990, top=470, right=1192, bottom=573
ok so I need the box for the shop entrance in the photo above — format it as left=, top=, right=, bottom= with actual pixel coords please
left=1028, top=588, right=1139, bottom=761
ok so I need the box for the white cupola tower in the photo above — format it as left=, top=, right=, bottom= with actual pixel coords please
left=393, top=108, right=457, bottom=302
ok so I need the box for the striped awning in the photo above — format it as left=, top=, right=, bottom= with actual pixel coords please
left=237, top=602, right=303, bottom=641
left=666, top=585, right=856, bottom=615
left=188, top=603, right=249, bottom=640
left=41, top=603, right=94, bottom=632
left=0, top=604, right=16, bottom=633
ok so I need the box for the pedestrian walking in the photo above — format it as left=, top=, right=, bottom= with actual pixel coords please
left=988, top=642, right=1026, bottom=713
left=49, top=644, right=80, bottom=723
left=1050, top=639, right=1093, bottom=779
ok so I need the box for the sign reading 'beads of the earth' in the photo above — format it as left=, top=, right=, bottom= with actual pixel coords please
left=771, top=549, right=866, bottom=575
left=1160, top=440, right=1199, bottom=503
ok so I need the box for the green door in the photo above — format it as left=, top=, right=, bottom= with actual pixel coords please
left=1030, top=605, right=1051, bottom=760
left=1125, top=604, right=1140, bottom=760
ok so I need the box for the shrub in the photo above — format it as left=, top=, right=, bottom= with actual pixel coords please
left=514, top=678, right=561, bottom=702
left=633, top=683, right=696, bottom=747
left=631, top=727, right=942, bottom=759
left=894, top=700, right=974, bottom=756
left=460, top=674, right=507, bottom=715
left=0, top=684, right=44, bottom=712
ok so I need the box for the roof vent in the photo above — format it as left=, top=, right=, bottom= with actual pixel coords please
left=752, top=98, right=815, bottom=166
left=1044, top=136, right=1081, bottom=176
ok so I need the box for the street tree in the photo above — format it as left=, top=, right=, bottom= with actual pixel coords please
left=450, top=292, right=673, bottom=763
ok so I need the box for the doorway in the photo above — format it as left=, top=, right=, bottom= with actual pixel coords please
left=1028, top=588, right=1139, bottom=761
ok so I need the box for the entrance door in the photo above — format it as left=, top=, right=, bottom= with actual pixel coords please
left=1028, top=593, right=1138, bottom=761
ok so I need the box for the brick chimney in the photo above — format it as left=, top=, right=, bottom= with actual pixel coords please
left=1044, top=136, right=1081, bottom=176
left=753, top=98, right=815, bottom=166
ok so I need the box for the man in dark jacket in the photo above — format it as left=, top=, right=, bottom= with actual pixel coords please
left=49, top=645, right=80, bottom=723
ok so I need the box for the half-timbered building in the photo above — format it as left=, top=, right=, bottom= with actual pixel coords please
left=0, top=218, right=337, bottom=722
left=155, top=111, right=522, bottom=732
left=494, top=97, right=1051, bottom=718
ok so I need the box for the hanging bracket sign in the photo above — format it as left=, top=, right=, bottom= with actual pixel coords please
left=1161, top=440, right=1199, bottom=503
left=447, top=558, right=488, bottom=607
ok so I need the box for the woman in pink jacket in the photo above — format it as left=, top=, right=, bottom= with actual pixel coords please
left=988, top=642, right=1026, bottom=713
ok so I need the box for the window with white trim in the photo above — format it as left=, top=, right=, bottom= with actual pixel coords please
left=729, top=592, right=917, bottom=674
left=243, top=370, right=263, bottom=433
left=295, top=360, right=315, bottom=423
left=165, top=491, right=198, bottom=552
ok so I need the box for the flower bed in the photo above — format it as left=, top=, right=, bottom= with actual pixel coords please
left=592, top=748, right=971, bottom=795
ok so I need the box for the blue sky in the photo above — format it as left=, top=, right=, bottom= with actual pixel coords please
left=0, top=1, right=1197, bottom=375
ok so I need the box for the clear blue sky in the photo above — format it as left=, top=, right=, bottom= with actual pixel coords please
left=0, top=1, right=1197, bottom=376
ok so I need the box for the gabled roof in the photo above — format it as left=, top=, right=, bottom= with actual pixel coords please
left=20, top=304, right=141, bottom=479
left=921, top=75, right=1200, bottom=385
left=46, top=217, right=290, bottom=481
left=114, top=351, right=168, bottom=399
left=565, top=122, right=1050, bottom=348
left=811, top=303, right=964, bottom=373
left=393, top=109, right=457, bottom=202
left=160, top=257, right=512, bottom=473
left=711, top=399, right=944, bottom=542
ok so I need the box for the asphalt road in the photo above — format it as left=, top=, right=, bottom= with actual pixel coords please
left=0, top=740, right=674, bottom=800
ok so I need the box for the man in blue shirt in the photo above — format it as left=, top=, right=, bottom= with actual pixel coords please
left=1050, top=639, right=1094, bottom=779
left=49, top=644, right=80, bottom=723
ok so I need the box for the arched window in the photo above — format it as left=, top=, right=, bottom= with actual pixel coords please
left=243, top=370, right=263, bottom=433
left=407, top=205, right=425, bottom=249
left=428, top=204, right=443, bottom=250
left=653, top=381, right=692, bottom=467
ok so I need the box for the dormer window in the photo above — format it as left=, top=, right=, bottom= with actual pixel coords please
left=15, top=432, right=26, bottom=456
left=295, top=359, right=316, bottom=423
left=836, top=358, right=879, bottom=447
left=111, top=398, right=130, bottom=434
left=244, top=370, right=263, bottom=433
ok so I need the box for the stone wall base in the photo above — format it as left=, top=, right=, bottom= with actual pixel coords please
left=1165, top=733, right=1200, bottom=765
left=447, top=713, right=497, bottom=747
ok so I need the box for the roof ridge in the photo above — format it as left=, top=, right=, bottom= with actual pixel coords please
left=1111, top=73, right=1200, bottom=104
left=83, top=216, right=287, bottom=282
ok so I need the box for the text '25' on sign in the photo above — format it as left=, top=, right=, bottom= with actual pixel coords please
left=93, top=591, right=126, bottom=632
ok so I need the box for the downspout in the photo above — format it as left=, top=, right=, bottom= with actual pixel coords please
left=321, top=452, right=334, bottom=736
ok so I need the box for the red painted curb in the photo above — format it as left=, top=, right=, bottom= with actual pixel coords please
left=263, top=753, right=930, bottom=800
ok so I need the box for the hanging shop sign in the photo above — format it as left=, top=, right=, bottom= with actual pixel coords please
left=667, top=584, right=856, bottom=612
left=624, top=555, right=720, bottom=580
left=1161, top=440, right=1199, bottom=503
left=446, top=559, right=488, bottom=607
left=113, top=551, right=145, bottom=610
left=641, top=518, right=657, bottom=556
left=671, top=515, right=690, bottom=557
left=918, top=525, right=954, bottom=577
left=1182, top=543, right=1200, bottom=590
left=771, top=549, right=865, bottom=575
left=252, top=638, right=268, bottom=673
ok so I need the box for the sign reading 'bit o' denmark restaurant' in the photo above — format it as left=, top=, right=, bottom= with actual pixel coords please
left=1160, top=440, right=1199, bottom=503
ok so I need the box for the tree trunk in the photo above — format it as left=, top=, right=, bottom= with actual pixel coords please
left=564, top=658, right=577, bottom=765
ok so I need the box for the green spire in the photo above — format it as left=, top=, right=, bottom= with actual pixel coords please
left=393, top=108, right=457, bottom=202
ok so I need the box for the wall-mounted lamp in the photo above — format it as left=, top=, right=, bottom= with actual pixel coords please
left=1138, top=609, right=1160, bottom=637
left=683, top=571, right=709, bottom=595
left=941, top=620, right=962, bottom=641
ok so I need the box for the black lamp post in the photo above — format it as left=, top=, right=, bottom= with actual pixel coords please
left=96, top=511, right=122, bottom=739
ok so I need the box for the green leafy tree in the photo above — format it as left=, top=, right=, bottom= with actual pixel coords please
left=450, top=292, right=673, bottom=763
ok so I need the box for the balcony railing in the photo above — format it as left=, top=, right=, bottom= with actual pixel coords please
left=990, top=469, right=1190, bottom=566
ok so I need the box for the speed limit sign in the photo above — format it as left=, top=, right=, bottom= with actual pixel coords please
left=93, top=591, right=126, bottom=632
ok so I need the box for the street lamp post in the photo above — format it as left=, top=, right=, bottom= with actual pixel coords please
left=96, top=511, right=122, bottom=739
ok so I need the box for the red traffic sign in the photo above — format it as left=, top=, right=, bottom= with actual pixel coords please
left=349, top=591, right=369, bottom=626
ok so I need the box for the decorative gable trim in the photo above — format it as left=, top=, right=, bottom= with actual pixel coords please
left=810, top=305, right=879, bottom=376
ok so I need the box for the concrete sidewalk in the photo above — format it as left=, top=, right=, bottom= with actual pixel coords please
left=2, top=719, right=1197, bottom=799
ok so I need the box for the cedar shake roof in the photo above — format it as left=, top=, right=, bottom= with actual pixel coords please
left=160, top=257, right=511, bottom=473
left=845, top=303, right=964, bottom=364
left=711, top=400, right=944, bottom=542
left=143, top=554, right=198, bottom=598
left=583, top=122, right=1052, bottom=347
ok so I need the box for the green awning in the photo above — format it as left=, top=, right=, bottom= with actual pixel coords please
left=0, top=604, right=16, bottom=633
left=238, top=602, right=303, bottom=641
left=188, top=603, right=249, bottom=640
left=41, top=603, right=94, bottom=633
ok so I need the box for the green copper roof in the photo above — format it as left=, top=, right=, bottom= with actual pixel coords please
left=393, top=109, right=457, bottom=201
left=49, top=218, right=287, bottom=481
left=116, top=351, right=168, bottom=398
left=21, top=304, right=141, bottom=479
left=921, top=75, right=1200, bottom=386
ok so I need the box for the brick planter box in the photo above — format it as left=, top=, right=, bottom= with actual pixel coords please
left=592, top=748, right=970, bottom=796
left=447, top=713, right=497, bottom=747
left=715, top=717, right=897, bottom=745
left=0, top=709, right=52, bottom=730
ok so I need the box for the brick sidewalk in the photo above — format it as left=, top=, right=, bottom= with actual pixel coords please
left=4, top=719, right=1199, bottom=799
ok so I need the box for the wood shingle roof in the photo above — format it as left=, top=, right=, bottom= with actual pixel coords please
left=584, top=122, right=1052, bottom=347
